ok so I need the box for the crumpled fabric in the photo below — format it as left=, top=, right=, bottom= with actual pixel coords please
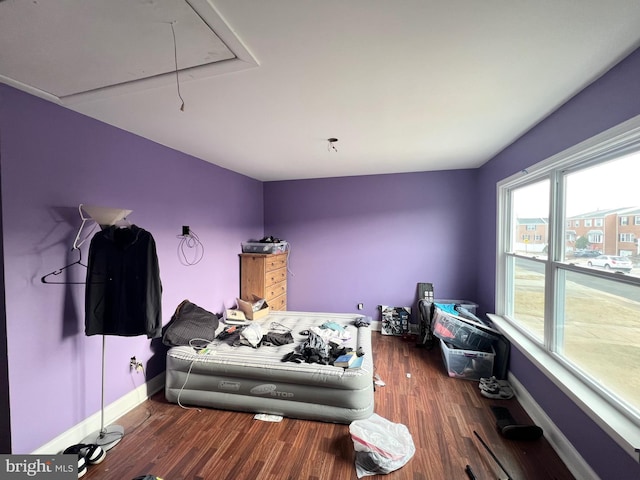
left=262, top=331, right=294, bottom=346
left=310, top=325, right=351, bottom=344
left=354, top=317, right=371, bottom=328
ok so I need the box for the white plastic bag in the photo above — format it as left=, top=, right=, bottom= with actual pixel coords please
left=349, top=413, right=415, bottom=478
left=240, top=322, right=263, bottom=348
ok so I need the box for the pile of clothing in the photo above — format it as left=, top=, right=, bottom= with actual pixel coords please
left=282, top=321, right=362, bottom=365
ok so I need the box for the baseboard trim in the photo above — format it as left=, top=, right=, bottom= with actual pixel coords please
left=32, top=373, right=164, bottom=454
left=509, top=373, right=600, bottom=480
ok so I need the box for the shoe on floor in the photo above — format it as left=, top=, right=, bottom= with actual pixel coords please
left=502, top=424, right=544, bottom=441
left=490, top=406, right=544, bottom=440
left=63, top=443, right=105, bottom=478
left=480, top=382, right=514, bottom=399
left=62, top=448, right=87, bottom=479
left=479, top=377, right=510, bottom=390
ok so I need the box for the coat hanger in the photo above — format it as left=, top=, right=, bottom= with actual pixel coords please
left=41, top=203, right=133, bottom=285
left=41, top=247, right=87, bottom=284
left=42, top=204, right=92, bottom=284
left=73, top=204, right=98, bottom=249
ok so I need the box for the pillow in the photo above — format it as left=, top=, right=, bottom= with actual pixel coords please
left=162, top=300, right=220, bottom=347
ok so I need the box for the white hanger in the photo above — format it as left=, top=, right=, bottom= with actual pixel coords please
left=72, top=204, right=97, bottom=250
left=72, top=204, right=134, bottom=248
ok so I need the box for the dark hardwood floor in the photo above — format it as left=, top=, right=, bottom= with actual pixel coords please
left=83, top=332, right=575, bottom=480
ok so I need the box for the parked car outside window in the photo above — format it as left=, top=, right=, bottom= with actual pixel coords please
left=587, top=255, right=633, bottom=273
left=574, top=249, right=602, bottom=258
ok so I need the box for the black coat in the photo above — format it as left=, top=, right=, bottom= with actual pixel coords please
left=85, top=225, right=162, bottom=338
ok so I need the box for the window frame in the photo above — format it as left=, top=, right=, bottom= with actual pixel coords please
left=620, top=233, right=635, bottom=242
left=495, top=114, right=640, bottom=462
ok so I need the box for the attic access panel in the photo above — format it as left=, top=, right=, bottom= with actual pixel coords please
left=0, top=0, right=255, bottom=101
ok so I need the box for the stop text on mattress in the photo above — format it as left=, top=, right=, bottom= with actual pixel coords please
left=250, top=384, right=294, bottom=398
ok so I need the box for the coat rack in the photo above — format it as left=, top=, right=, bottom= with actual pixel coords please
left=42, top=204, right=133, bottom=451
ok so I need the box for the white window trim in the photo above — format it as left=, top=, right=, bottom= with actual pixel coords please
left=487, top=314, right=640, bottom=463
left=495, top=113, right=640, bottom=462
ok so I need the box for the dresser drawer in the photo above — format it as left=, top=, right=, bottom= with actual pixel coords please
left=265, top=254, right=287, bottom=272
left=264, top=281, right=286, bottom=302
left=269, top=294, right=287, bottom=311
left=265, top=267, right=287, bottom=288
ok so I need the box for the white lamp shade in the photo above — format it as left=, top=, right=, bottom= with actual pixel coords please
left=81, top=205, right=132, bottom=227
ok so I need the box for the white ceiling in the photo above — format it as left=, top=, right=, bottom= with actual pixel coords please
left=2, top=1, right=640, bottom=181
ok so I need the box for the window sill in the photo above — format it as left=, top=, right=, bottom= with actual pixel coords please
left=487, top=313, right=640, bottom=463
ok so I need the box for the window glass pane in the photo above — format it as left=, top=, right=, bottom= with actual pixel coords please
left=559, top=270, right=640, bottom=416
left=511, top=180, right=549, bottom=258
left=512, top=256, right=545, bottom=343
left=565, top=153, right=640, bottom=277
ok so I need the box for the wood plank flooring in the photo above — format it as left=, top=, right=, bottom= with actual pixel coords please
left=82, top=332, right=576, bottom=480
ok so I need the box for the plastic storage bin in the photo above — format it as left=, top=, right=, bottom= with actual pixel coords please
left=241, top=242, right=288, bottom=254
left=440, top=339, right=495, bottom=381
left=432, top=308, right=496, bottom=352
left=435, top=299, right=478, bottom=315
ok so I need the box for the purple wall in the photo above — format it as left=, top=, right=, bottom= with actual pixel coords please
left=264, top=170, right=479, bottom=321
left=476, top=47, right=640, bottom=479
left=0, top=84, right=264, bottom=453
left=2, top=40, right=639, bottom=476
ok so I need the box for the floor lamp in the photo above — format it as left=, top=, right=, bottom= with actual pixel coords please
left=81, top=336, right=124, bottom=451
left=78, top=205, right=132, bottom=451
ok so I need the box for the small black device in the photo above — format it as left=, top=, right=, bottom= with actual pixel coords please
left=259, top=235, right=282, bottom=243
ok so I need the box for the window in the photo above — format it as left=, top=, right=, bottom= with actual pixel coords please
left=588, top=233, right=603, bottom=244
left=620, top=216, right=629, bottom=225
left=574, top=220, right=580, bottom=227
left=496, top=116, right=640, bottom=456
left=585, top=219, right=592, bottom=227
left=526, top=225, right=536, bottom=231
left=635, top=216, right=640, bottom=225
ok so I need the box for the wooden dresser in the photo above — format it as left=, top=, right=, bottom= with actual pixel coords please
left=239, top=252, right=287, bottom=311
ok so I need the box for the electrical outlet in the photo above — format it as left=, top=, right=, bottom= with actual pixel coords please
left=357, top=303, right=364, bottom=310
left=129, top=356, right=143, bottom=373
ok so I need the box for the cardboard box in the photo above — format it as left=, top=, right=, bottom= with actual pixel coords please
left=225, top=309, right=247, bottom=321
left=236, top=295, right=270, bottom=320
